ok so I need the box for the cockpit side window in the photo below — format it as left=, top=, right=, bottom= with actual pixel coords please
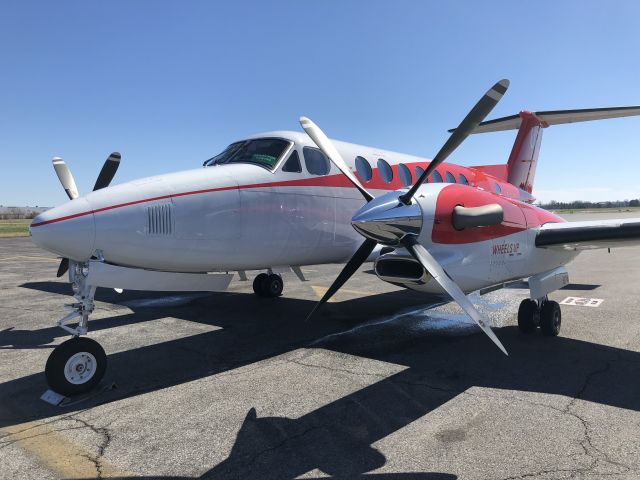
left=303, top=147, right=331, bottom=175
left=203, top=141, right=244, bottom=166
left=282, top=150, right=302, bottom=173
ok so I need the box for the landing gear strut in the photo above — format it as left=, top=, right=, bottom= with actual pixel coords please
left=517, top=297, right=561, bottom=336
left=46, top=260, right=107, bottom=396
left=252, top=272, right=284, bottom=297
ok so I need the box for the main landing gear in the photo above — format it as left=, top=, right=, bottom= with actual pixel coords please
left=517, top=297, right=562, bottom=336
left=45, top=260, right=107, bottom=396
left=252, top=272, right=284, bottom=297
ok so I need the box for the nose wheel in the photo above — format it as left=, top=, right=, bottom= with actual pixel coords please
left=252, top=273, right=284, bottom=298
left=517, top=298, right=561, bottom=336
left=45, top=337, right=107, bottom=396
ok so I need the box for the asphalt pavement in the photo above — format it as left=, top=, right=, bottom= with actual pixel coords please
left=1, top=211, right=639, bottom=479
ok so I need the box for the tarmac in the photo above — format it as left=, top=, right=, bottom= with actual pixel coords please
left=1, top=211, right=639, bottom=479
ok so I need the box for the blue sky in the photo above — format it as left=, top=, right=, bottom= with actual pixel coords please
left=1, top=1, right=640, bottom=206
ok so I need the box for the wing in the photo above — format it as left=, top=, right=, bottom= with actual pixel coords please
left=536, top=218, right=640, bottom=250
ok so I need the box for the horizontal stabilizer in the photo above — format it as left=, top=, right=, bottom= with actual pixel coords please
left=536, top=218, right=640, bottom=251
left=449, top=106, right=640, bottom=133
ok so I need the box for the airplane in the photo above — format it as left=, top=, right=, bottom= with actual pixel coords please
left=29, top=79, right=640, bottom=396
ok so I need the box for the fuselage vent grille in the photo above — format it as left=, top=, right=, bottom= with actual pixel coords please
left=147, top=204, right=173, bottom=235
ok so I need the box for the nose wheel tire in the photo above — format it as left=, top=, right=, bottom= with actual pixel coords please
left=253, top=273, right=283, bottom=297
left=540, top=300, right=562, bottom=336
left=45, top=337, right=107, bottom=396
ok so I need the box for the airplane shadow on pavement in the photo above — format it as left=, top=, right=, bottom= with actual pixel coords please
left=1, top=281, right=639, bottom=478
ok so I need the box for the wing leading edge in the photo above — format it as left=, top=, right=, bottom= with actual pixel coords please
left=536, top=218, right=640, bottom=251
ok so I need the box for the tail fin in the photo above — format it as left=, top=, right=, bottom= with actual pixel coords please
left=464, top=106, right=640, bottom=194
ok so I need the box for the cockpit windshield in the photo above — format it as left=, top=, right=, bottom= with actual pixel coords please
left=203, top=138, right=291, bottom=170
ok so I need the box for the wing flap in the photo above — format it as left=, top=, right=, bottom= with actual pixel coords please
left=536, top=218, right=640, bottom=250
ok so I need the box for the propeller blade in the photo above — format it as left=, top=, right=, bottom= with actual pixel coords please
left=52, top=157, right=80, bottom=200
left=306, top=238, right=377, bottom=321
left=400, top=79, right=509, bottom=205
left=300, top=117, right=374, bottom=202
left=402, top=236, right=508, bottom=355
left=93, top=152, right=121, bottom=191
left=56, top=257, right=69, bottom=278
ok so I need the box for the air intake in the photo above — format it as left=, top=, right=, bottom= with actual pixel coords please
left=147, top=204, right=173, bottom=235
left=374, top=255, right=428, bottom=284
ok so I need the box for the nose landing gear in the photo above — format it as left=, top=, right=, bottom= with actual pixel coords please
left=517, top=297, right=561, bottom=336
left=45, top=260, right=107, bottom=397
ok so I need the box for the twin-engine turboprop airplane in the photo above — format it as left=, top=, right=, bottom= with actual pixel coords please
left=30, top=79, right=640, bottom=395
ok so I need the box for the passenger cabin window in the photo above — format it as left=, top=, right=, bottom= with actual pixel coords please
left=303, top=147, right=331, bottom=175
left=398, top=163, right=413, bottom=187
left=431, top=170, right=443, bottom=183
left=495, top=183, right=502, bottom=194
left=282, top=150, right=302, bottom=173
left=459, top=173, right=469, bottom=185
left=355, top=156, right=372, bottom=182
left=203, top=138, right=291, bottom=171
left=377, top=158, right=393, bottom=183
left=445, top=171, right=456, bottom=183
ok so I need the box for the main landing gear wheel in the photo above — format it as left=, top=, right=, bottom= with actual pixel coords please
left=540, top=300, right=561, bottom=337
left=45, top=337, right=107, bottom=396
left=517, top=298, right=562, bottom=336
left=517, top=299, right=538, bottom=334
left=252, top=273, right=284, bottom=297
left=253, top=273, right=269, bottom=296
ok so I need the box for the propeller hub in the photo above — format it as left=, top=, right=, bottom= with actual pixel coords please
left=351, top=191, right=423, bottom=245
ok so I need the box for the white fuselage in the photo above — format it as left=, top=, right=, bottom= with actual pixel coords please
left=30, top=130, right=578, bottom=293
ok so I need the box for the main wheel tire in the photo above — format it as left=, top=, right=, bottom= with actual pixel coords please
left=540, top=300, right=562, bottom=337
left=45, top=337, right=107, bottom=396
left=261, top=274, right=283, bottom=298
left=253, top=273, right=269, bottom=296
left=517, top=299, right=538, bottom=334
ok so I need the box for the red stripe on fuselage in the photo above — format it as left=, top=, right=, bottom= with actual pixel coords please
left=30, top=176, right=356, bottom=227
left=31, top=160, right=523, bottom=228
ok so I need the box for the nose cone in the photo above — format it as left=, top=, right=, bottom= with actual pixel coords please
left=30, top=198, right=95, bottom=261
left=351, top=191, right=423, bottom=245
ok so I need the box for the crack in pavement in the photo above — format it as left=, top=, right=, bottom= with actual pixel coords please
left=68, top=415, right=113, bottom=479
left=493, top=357, right=634, bottom=480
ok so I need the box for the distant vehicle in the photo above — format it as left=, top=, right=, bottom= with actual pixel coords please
left=30, top=79, right=640, bottom=395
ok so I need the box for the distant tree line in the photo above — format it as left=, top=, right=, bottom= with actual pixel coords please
left=0, top=206, right=48, bottom=220
left=538, top=199, right=640, bottom=210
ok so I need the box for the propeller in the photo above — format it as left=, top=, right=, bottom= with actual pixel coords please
left=301, top=79, right=510, bottom=355
left=56, top=257, right=70, bottom=278
left=305, top=238, right=377, bottom=321
left=402, top=236, right=508, bottom=355
left=299, top=117, right=374, bottom=202
left=93, top=152, right=122, bottom=191
left=52, top=157, right=79, bottom=200
left=399, top=79, right=509, bottom=205
left=52, top=152, right=122, bottom=277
